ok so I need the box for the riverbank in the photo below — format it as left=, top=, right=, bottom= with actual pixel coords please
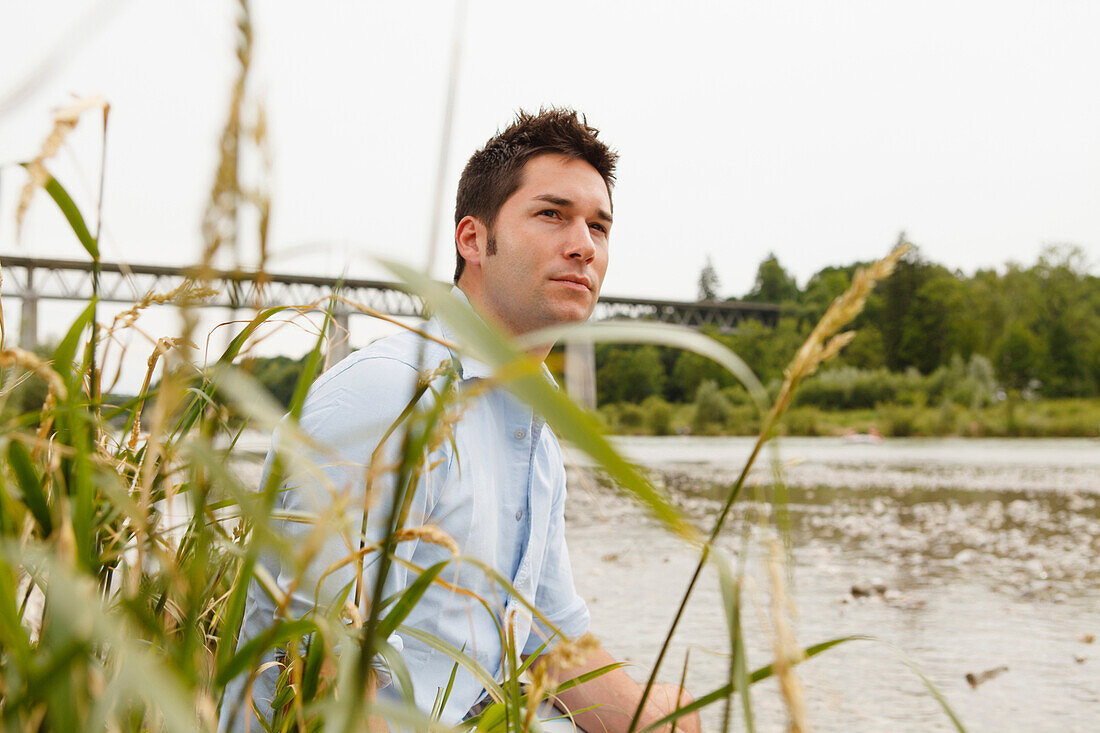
left=598, top=398, right=1100, bottom=438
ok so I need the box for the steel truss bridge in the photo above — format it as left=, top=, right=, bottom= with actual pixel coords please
left=1, top=255, right=779, bottom=405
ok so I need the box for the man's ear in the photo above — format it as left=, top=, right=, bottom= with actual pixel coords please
left=455, top=216, right=484, bottom=270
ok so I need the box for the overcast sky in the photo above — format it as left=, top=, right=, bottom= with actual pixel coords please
left=3, top=0, right=1099, bottom=307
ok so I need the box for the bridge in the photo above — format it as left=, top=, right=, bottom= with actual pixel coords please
left=1, top=255, right=779, bottom=406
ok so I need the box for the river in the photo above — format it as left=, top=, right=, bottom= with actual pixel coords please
left=562, top=437, right=1100, bottom=732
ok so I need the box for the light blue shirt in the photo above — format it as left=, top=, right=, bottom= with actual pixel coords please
left=221, top=290, right=589, bottom=729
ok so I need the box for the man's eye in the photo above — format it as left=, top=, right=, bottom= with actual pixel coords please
left=539, top=209, right=560, bottom=219
left=590, top=222, right=608, bottom=234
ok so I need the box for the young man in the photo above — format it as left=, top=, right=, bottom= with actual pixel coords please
left=222, top=109, right=700, bottom=732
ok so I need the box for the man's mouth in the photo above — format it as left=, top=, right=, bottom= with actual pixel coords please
left=550, top=275, right=593, bottom=292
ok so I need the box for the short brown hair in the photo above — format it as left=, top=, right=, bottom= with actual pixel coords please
left=453, top=108, right=618, bottom=282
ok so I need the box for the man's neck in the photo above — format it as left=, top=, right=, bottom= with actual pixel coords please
left=455, top=282, right=554, bottom=362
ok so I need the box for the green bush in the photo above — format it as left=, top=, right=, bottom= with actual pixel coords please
left=691, top=380, right=734, bottom=434
left=726, top=405, right=761, bottom=434
left=720, top=384, right=753, bottom=407
left=642, top=395, right=674, bottom=435
left=796, top=366, right=901, bottom=410
left=783, top=406, right=825, bottom=436
left=878, top=404, right=918, bottom=436
left=932, top=399, right=961, bottom=435
left=795, top=355, right=1000, bottom=412
left=596, top=403, right=619, bottom=431
left=618, top=402, right=646, bottom=430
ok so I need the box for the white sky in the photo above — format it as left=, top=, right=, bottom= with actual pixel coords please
left=2, top=0, right=1099, bottom=370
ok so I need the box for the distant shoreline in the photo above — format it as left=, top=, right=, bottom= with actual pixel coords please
left=598, top=397, right=1100, bottom=439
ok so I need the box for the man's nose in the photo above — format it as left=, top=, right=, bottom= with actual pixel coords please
left=564, top=219, right=595, bottom=262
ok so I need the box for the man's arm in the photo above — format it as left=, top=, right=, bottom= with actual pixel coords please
left=365, top=670, right=390, bottom=733
left=540, top=643, right=701, bottom=733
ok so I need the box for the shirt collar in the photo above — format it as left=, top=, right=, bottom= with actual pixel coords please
left=438, top=286, right=559, bottom=389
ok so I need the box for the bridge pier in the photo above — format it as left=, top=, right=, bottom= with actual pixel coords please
left=325, top=309, right=353, bottom=367
left=19, top=266, right=38, bottom=351
left=564, top=337, right=597, bottom=410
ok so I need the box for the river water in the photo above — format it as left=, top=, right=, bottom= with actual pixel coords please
left=562, top=437, right=1100, bottom=732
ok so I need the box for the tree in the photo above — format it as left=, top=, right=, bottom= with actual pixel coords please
left=691, top=380, right=734, bottom=433
left=895, top=270, right=970, bottom=373
left=728, top=316, right=806, bottom=385
left=669, top=348, right=735, bottom=402
left=248, top=354, right=308, bottom=407
left=994, top=321, right=1046, bottom=391
left=879, top=242, right=933, bottom=371
left=596, top=345, right=666, bottom=404
left=743, top=253, right=798, bottom=303
left=800, top=266, right=852, bottom=323
left=1029, top=245, right=1100, bottom=396
left=840, top=324, right=886, bottom=369
left=697, top=256, right=720, bottom=301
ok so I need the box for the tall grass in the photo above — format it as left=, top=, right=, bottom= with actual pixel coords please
left=0, top=5, right=968, bottom=731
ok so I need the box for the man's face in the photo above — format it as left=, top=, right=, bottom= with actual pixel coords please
left=476, top=153, right=612, bottom=335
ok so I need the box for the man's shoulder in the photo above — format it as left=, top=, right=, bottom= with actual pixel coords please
left=315, top=327, right=447, bottom=386
left=302, top=326, right=451, bottom=411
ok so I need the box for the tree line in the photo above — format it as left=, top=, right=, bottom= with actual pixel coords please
left=597, top=243, right=1100, bottom=407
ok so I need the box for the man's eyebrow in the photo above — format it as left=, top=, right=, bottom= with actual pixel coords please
left=532, top=194, right=613, bottom=224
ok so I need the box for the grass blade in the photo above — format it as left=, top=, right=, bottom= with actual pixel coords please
left=39, top=172, right=99, bottom=260
left=53, top=302, right=96, bottom=392
left=7, top=440, right=51, bottom=535
left=398, top=624, right=505, bottom=704
left=377, top=559, right=451, bottom=638
left=215, top=618, right=319, bottom=687
left=640, top=636, right=868, bottom=732
left=713, top=548, right=753, bottom=732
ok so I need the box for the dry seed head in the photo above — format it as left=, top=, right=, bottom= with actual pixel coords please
left=33, top=394, right=57, bottom=461
left=196, top=694, right=219, bottom=731
left=770, top=243, right=909, bottom=423
left=0, top=348, right=68, bottom=402
left=392, top=525, right=459, bottom=555
left=425, top=403, right=467, bottom=456
left=16, top=95, right=109, bottom=240
left=148, top=337, right=188, bottom=367
left=543, top=632, right=600, bottom=679
left=110, top=283, right=217, bottom=335
left=127, top=338, right=187, bottom=450
left=818, top=331, right=856, bottom=365
left=807, top=242, right=907, bottom=353
left=199, top=0, right=253, bottom=269
left=419, top=358, right=453, bottom=386
left=525, top=669, right=550, bottom=730
left=766, top=538, right=808, bottom=733
left=342, top=601, right=364, bottom=629
left=526, top=631, right=601, bottom=726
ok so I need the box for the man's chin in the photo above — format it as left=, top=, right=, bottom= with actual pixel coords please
left=545, top=304, right=594, bottom=326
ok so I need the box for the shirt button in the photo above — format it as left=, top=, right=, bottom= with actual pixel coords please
left=515, top=510, right=523, bottom=521
left=514, top=429, right=525, bottom=440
